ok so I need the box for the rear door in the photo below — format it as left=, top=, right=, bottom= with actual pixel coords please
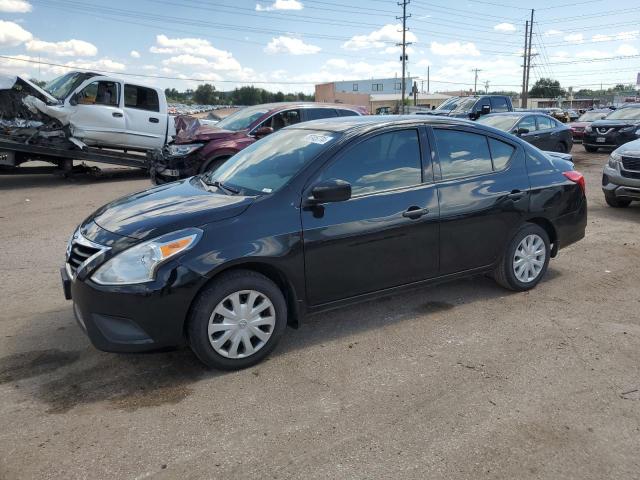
left=535, top=115, right=559, bottom=151
left=301, top=127, right=440, bottom=305
left=123, top=84, right=166, bottom=150
left=67, top=79, right=127, bottom=146
left=431, top=127, right=529, bottom=274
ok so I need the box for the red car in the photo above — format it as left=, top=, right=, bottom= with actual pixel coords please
left=150, top=102, right=367, bottom=183
left=568, top=109, right=610, bottom=142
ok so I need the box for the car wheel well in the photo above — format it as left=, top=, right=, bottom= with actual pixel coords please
left=200, top=155, right=231, bottom=174
left=526, top=218, right=558, bottom=257
left=185, top=262, right=300, bottom=339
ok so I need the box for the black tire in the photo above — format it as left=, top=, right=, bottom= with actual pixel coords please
left=584, top=145, right=598, bottom=153
left=555, top=142, right=568, bottom=153
left=200, top=156, right=230, bottom=174
left=604, top=192, right=631, bottom=208
left=493, top=223, right=551, bottom=292
left=187, top=270, right=287, bottom=370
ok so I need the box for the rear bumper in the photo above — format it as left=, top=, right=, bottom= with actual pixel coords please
left=555, top=199, right=587, bottom=250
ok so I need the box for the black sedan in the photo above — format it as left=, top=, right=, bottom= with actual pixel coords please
left=61, top=116, right=587, bottom=370
left=583, top=104, right=640, bottom=152
left=478, top=112, right=573, bottom=153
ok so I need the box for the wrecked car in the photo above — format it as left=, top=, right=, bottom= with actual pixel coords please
left=149, top=102, right=366, bottom=184
left=0, top=71, right=175, bottom=171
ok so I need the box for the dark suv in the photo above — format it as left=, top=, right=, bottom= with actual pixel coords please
left=62, top=116, right=586, bottom=370
left=431, top=95, right=513, bottom=120
left=150, top=102, right=366, bottom=183
left=583, top=104, right=640, bottom=152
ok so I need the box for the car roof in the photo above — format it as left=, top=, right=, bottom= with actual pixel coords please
left=288, top=115, right=478, bottom=133
left=248, top=102, right=365, bottom=113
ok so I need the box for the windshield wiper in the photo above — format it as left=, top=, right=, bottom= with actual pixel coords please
left=201, top=176, right=239, bottom=195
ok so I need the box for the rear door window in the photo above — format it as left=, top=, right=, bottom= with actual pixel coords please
left=536, top=115, right=555, bottom=130
left=433, top=129, right=493, bottom=180
left=337, top=109, right=359, bottom=117
left=305, top=108, right=338, bottom=120
left=319, top=129, right=422, bottom=196
left=488, top=138, right=515, bottom=170
left=124, top=85, right=159, bottom=112
left=490, top=97, right=510, bottom=113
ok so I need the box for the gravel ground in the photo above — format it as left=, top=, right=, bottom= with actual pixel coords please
left=0, top=146, right=638, bottom=479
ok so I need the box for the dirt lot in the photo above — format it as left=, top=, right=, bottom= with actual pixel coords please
left=0, top=146, right=638, bottom=479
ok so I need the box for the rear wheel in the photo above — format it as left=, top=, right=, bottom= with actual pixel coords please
left=555, top=141, right=568, bottom=153
left=604, top=192, right=631, bottom=208
left=584, top=145, right=598, bottom=153
left=494, top=224, right=550, bottom=291
left=187, top=270, right=287, bottom=370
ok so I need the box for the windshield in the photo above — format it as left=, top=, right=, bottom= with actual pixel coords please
left=44, top=72, right=91, bottom=100
left=477, top=115, right=519, bottom=131
left=206, top=128, right=339, bottom=195
left=605, top=107, right=640, bottom=120
left=435, top=96, right=477, bottom=113
left=215, top=106, right=270, bottom=131
left=578, top=111, right=607, bottom=122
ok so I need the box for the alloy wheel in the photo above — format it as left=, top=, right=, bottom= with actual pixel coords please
left=207, top=290, right=276, bottom=359
left=513, top=234, right=546, bottom=283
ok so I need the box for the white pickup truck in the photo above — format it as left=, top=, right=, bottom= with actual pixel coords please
left=0, top=71, right=175, bottom=171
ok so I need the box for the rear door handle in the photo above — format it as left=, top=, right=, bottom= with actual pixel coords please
left=402, top=206, right=429, bottom=219
left=507, top=190, right=524, bottom=200
left=149, top=117, right=159, bottom=123
left=112, top=112, right=123, bottom=118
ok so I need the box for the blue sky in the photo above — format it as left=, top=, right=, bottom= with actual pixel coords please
left=0, top=0, right=639, bottom=94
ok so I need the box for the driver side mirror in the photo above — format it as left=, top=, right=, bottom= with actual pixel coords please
left=254, top=126, right=274, bottom=138
left=305, top=179, right=351, bottom=206
left=512, top=127, right=529, bottom=136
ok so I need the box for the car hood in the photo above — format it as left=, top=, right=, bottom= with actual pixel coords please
left=568, top=121, right=588, bottom=128
left=613, top=138, right=640, bottom=157
left=174, top=115, right=246, bottom=144
left=90, top=177, right=254, bottom=240
left=591, top=118, right=640, bottom=128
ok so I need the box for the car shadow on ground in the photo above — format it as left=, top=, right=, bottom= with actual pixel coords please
left=2, top=270, right=561, bottom=414
left=0, top=167, right=149, bottom=190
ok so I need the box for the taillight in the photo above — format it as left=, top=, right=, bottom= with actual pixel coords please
left=563, top=170, right=585, bottom=194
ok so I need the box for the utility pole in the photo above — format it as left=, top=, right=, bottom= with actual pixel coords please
left=523, top=9, right=535, bottom=108
left=472, top=68, right=482, bottom=94
left=397, top=0, right=411, bottom=114
left=484, top=80, right=490, bottom=94
left=520, top=20, right=529, bottom=108
left=427, top=65, right=430, bottom=93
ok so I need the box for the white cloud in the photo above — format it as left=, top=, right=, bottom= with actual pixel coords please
left=575, top=49, right=609, bottom=59
left=430, top=41, right=480, bottom=57
left=265, top=36, right=320, bottom=55
left=592, top=31, right=639, bottom=42
left=0, top=0, right=31, bottom=13
left=66, top=58, right=126, bottom=72
left=564, top=33, right=584, bottom=43
left=0, top=54, right=125, bottom=78
left=617, top=44, right=638, bottom=56
left=494, top=23, right=516, bottom=32
left=544, top=29, right=562, bottom=37
left=130, top=50, right=140, bottom=58
left=256, top=0, right=302, bottom=11
left=342, top=24, right=417, bottom=51
left=416, top=59, right=431, bottom=67
left=150, top=35, right=241, bottom=70
left=162, top=54, right=209, bottom=67
left=25, top=39, right=97, bottom=57
left=0, top=20, right=32, bottom=47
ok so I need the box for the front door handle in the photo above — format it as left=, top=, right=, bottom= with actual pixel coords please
left=149, top=117, right=159, bottom=123
left=402, top=206, right=429, bottom=219
left=507, top=190, right=524, bottom=200
left=112, top=112, right=123, bottom=118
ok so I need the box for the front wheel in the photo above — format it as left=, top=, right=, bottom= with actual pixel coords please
left=554, top=141, right=568, bottom=153
left=493, top=224, right=550, bottom=291
left=187, top=270, right=287, bottom=370
left=200, top=156, right=230, bottom=175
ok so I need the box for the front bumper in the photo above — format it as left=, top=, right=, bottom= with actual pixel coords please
left=602, top=163, right=640, bottom=201
left=148, top=149, right=200, bottom=184
left=583, top=130, right=640, bottom=149
left=61, top=262, right=206, bottom=353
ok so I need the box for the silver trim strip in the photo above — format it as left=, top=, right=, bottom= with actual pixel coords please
left=66, top=231, right=110, bottom=280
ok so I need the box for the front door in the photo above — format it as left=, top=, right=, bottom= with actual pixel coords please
left=302, top=127, right=440, bottom=306
left=68, top=79, right=127, bottom=146
left=431, top=127, right=529, bottom=275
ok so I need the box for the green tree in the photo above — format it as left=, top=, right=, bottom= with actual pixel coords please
left=29, top=78, right=47, bottom=88
left=193, top=83, right=217, bottom=104
left=529, top=78, right=566, bottom=98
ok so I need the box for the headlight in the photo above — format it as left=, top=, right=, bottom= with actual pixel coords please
left=584, top=125, right=592, bottom=133
left=608, top=151, right=622, bottom=169
left=620, top=125, right=636, bottom=133
left=92, top=228, right=202, bottom=285
left=167, top=143, right=203, bottom=156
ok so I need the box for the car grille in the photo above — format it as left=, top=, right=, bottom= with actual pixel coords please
left=621, top=156, right=640, bottom=171
left=66, top=232, right=107, bottom=276
left=596, top=127, right=619, bottom=135
left=621, top=170, right=640, bottom=180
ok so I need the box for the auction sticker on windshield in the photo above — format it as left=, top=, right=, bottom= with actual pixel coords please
left=305, top=134, right=333, bottom=145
